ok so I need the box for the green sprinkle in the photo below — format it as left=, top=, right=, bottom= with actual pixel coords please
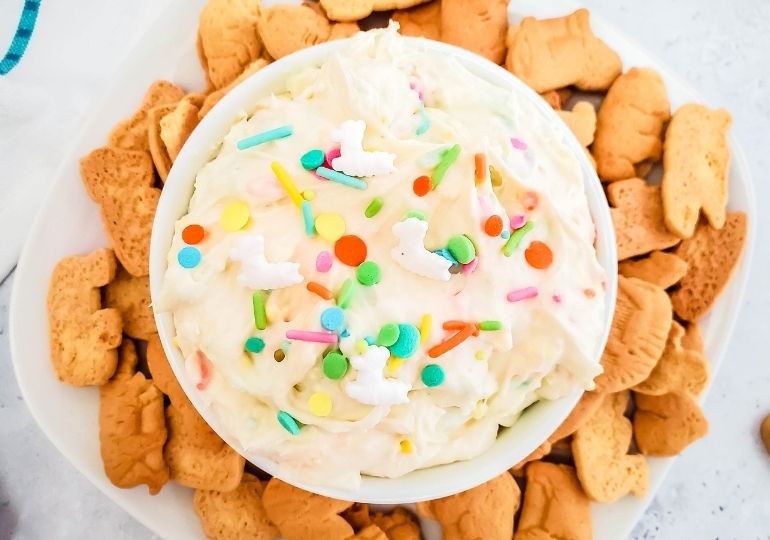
left=245, top=337, right=265, bottom=353
left=479, top=320, right=502, bottom=331
left=252, top=292, right=267, bottom=330
left=277, top=410, right=301, bottom=435
left=402, top=209, right=426, bottom=221
left=377, top=323, right=400, bottom=347
left=447, top=235, right=476, bottom=264
left=300, top=149, right=325, bottom=170
left=337, top=278, right=356, bottom=309
left=365, top=196, right=384, bottom=218
left=421, top=364, right=445, bottom=387
left=502, top=221, right=534, bottom=257
left=430, top=144, right=461, bottom=189
left=323, top=351, right=348, bottom=379
left=356, top=261, right=381, bottom=286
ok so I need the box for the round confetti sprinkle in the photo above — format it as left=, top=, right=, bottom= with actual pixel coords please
left=323, top=351, right=348, bottom=379
left=501, top=230, right=511, bottom=239
left=377, top=323, right=400, bottom=347
left=316, top=251, right=333, bottom=272
left=300, top=149, right=325, bottom=170
left=220, top=201, right=250, bottom=231
left=400, top=439, right=413, bottom=454
left=315, top=213, right=346, bottom=242
left=511, top=137, right=528, bottom=150
left=320, top=307, right=345, bottom=331
left=308, top=392, right=333, bottom=416
left=412, top=175, right=431, bottom=196
left=525, top=241, right=553, bottom=269
left=178, top=246, right=201, bottom=268
left=274, top=349, right=285, bottom=362
left=302, top=190, right=315, bottom=201
left=402, top=209, right=426, bottom=221
left=510, top=215, right=527, bottom=229
left=475, top=351, right=485, bottom=360
left=389, top=324, right=420, bottom=358
left=421, top=364, right=445, bottom=387
left=447, top=235, right=476, bottom=264
left=356, top=261, right=381, bottom=286
left=334, top=235, right=367, bottom=267
left=484, top=215, right=503, bottom=236
left=365, top=196, right=384, bottom=218
left=245, top=337, right=265, bottom=353
left=325, top=147, right=341, bottom=168
left=277, top=410, right=301, bottom=435
left=521, top=191, right=539, bottom=211
left=182, top=224, right=205, bottom=244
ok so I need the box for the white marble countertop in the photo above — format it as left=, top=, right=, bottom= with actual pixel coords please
left=1, top=1, right=769, bottom=538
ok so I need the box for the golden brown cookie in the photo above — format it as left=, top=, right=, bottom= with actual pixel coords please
left=160, top=94, right=204, bottom=162
left=416, top=472, right=520, bottom=540
left=108, top=81, right=184, bottom=151
left=661, top=103, right=732, bottom=238
left=392, top=1, right=441, bottom=41
left=441, top=0, right=508, bottom=64
left=320, top=0, right=431, bottom=22
left=514, top=462, right=591, bottom=540
left=104, top=265, right=154, bottom=340
left=199, top=58, right=270, bottom=119
left=258, top=4, right=333, bottom=60
left=99, top=339, right=168, bottom=494
left=572, top=391, right=647, bottom=502
left=47, top=248, right=122, bottom=386
left=681, top=322, right=705, bottom=353
left=618, top=250, right=688, bottom=289
left=343, top=503, right=372, bottom=531
left=198, top=0, right=263, bottom=89
left=146, top=333, right=188, bottom=404
left=165, top=400, right=245, bottom=492
left=349, top=525, right=388, bottom=540
left=194, top=472, right=279, bottom=540
left=607, top=178, right=681, bottom=260
left=557, top=101, right=596, bottom=148
left=633, top=321, right=709, bottom=397
left=370, top=507, right=421, bottom=540
left=633, top=392, right=708, bottom=456
left=79, top=146, right=160, bottom=276
left=147, top=103, right=176, bottom=181
left=262, top=478, right=354, bottom=540
left=329, top=21, right=361, bottom=41
left=761, top=414, right=770, bottom=455
left=592, top=68, right=670, bottom=182
left=506, top=9, right=621, bottom=93
left=670, top=212, right=747, bottom=321
left=594, top=276, right=672, bottom=393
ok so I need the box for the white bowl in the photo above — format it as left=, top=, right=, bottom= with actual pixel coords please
left=149, top=36, right=617, bottom=504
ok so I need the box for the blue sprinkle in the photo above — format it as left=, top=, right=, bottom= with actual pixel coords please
left=245, top=337, right=265, bottom=353
left=389, top=324, right=420, bottom=358
left=416, top=102, right=430, bottom=135
left=434, top=248, right=458, bottom=265
left=320, top=307, right=345, bottom=331
left=237, top=125, right=293, bottom=150
left=277, top=410, right=301, bottom=435
left=501, top=230, right=511, bottom=239
left=178, top=246, right=201, bottom=268
left=316, top=167, right=368, bottom=190
left=301, top=200, right=315, bottom=236
left=364, top=336, right=375, bottom=346
left=341, top=329, right=350, bottom=338
left=281, top=340, right=291, bottom=353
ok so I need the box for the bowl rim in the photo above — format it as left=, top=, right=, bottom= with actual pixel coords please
left=149, top=34, right=617, bottom=504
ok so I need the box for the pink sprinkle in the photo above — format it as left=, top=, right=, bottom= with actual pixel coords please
left=195, top=351, right=213, bottom=390
left=507, top=287, right=539, bottom=303
left=286, top=330, right=338, bottom=344
left=511, top=137, right=528, bottom=151
left=552, top=294, right=562, bottom=304
left=520, top=191, right=539, bottom=211
left=325, top=147, right=341, bottom=169
left=463, top=258, right=479, bottom=273
left=510, top=215, right=528, bottom=230
left=316, top=251, right=333, bottom=272
left=409, top=79, right=425, bottom=101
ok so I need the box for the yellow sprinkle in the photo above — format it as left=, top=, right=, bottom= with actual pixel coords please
left=400, top=439, right=413, bottom=454
left=308, top=392, right=332, bottom=417
left=386, top=356, right=404, bottom=374
left=419, top=314, right=432, bottom=345
left=270, top=161, right=303, bottom=207
left=355, top=339, right=368, bottom=355
left=314, top=212, right=346, bottom=242
left=302, top=190, right=315, bottom=201
left=475, top=350, right=485, bottom=361
left=220, top=201, right=250, bottom=232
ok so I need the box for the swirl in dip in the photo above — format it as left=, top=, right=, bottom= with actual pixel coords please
left=159, top=27, right=606, bottom=489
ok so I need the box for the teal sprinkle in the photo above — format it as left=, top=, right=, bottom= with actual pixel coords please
left=300, top=149, right=325, bottom=170
left=421, top=364, right=445, bottom=387
left=501, top=230, right=511, bottom=239
left=502, top=221, right=534, bottom=257
left=301, top=200, right=315, bottom=236
left=416, top=102, right=430, bottom=135
left=364, top=336, right=375, bottom=345
left=245, top=337, right=265, bottom=353
left=316, top=167, right=368, bottom=190
left=281, top=340, right=291, bottom=354
left=434, top=248, right=458, bottom=265
left=237, top=125, right=293, bottom=150
left=277, top=410, right=301, bottom=435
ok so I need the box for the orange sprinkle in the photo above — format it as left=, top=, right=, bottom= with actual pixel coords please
left=474, top=153, right=486, bottom=184
left=428, top=323, right=476, bottom=358
left=182, top=224, right=205, bottom=244
left=484, top=215, right=503, bottom=236
left=442, top=320, right=480, bottom=336
left=307, top=281, right=333, bottom=300
left=413, top=175, right=431, bottom=197
left=584, top=288, right=596, bottom=299
left=521, top=191, right=539, bottom=211
left=334, top=235, right=367, bottom=267
left=524, top=241, right=553, bottom=269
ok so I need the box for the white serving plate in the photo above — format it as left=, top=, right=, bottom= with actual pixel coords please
left=8, top=0, right=756, bottom=539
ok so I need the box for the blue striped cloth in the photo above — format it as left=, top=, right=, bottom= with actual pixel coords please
left=0, top=0, right=42, bottom=75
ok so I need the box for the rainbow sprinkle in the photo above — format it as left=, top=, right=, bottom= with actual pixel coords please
left=285, top=330, right=338, bottom=344
left=502, top=220, right=534, bottom=257
left=507, top=287, right=538, bottom=302
left=431, top=144, right=461, bottom=189
left=237, top=125, right=293, bottom=150
left=316, top=167, right=368, bottom=190
left=252, top=292, right=267, bottom=330
left=301, top=200, right=315, bottom=236
left=270, top=161, right=303, bottom=207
